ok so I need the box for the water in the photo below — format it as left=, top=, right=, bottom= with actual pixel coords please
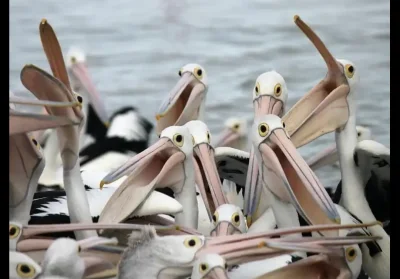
left=10, top=0, right=390, bottom=187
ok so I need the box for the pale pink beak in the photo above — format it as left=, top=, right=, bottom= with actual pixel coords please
left=193, top=143, right=228, bottom=218
left=69, top=61, right=109, bottom=125
left=156, top=72, right=207, bottom=135
left=253, top=95, right=285, bottom=117
left=282, top=16, right=351, bottom=148
left=307, top=143, right=338, bottom=170
left=99, top=137, right=186, bottom=223
left=213, top=128, right=241, bottom=148
left=210, top=222, right=241, bottom=237
left=204, top=267, right=229, bottom=279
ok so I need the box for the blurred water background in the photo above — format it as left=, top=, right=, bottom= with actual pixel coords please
left=10, top=0, right=390, bottom=187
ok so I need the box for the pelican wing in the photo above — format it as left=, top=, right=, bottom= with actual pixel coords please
left=214, top=147, right=249, bottom=187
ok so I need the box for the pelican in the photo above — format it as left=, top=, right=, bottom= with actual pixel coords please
left=21, top=25, right=95, bottom=240
left=249, top=115, right=340, bottom=240
left=190, top=254, right=229, bottom=279
left=117, top=223, right=378, bottom=279
left=280, top=16, right=389, bottom=279
left=10, top=96, right=81, bottom=231
left=155, top=64, right=208, bottom=135
left=99, top=125, right=199, bottom=229
left=66, top=47, right=109, bottom=148
left=244, top=71, right=288, bottom=225
left=307, top=125, right=373, bottom=170
left=214, top=117, right=249, bottom=151
left=41, top=236, right=117, bottom=279
left=10, top=251, right=42, bottom=279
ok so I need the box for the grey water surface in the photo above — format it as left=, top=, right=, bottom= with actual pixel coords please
left=10, top=0, right=390, bottom=187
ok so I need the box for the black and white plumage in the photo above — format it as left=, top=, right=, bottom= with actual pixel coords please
left=30, top=170, right=183, bottom=238
left=79, top=106, right=153, bottom=171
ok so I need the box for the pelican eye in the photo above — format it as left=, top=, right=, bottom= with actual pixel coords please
left=232, top=123, right=240, bottom=131
left=192, top=135, right=195, bottom=146
left=173, top=133, right=184, bottom=147
left=16, top=263, right=36, bottom=278
left=231, top=212, right=240, bottom=226
left=207, top=132, right=211, bottom=143
left=345, top=247, right=357, bottom=262
left=357, top=132, right=361, bottom=137
left=184, top=236, right=201, bottom=248
left=258, top=123, right=269, bottom=137
left=212, top=211, right=219, bottom=224
left=77, top=96, right=83, bottom=103
left=255, top=82, right=260, bottom=96
left=78, top=245, right=82, bottom=253
left=224, top=263, right=228, bottom=269
left=194, top=67, right=203, bottom=79
left=281, top=120, right=286, bottom=129
left=178, top=69, right=182, bottom=77
left=199, top=263, right=209, bottom=273
left=9, top=224, right=21, bottom=239
left=345, top=64, right=355, bottom=78
left=70, top=56, right=77, bottom=64
left=274, top=83, right=282, bottom=97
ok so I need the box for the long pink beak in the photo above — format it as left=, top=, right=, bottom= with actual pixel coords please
left=69, top=62, right=109, bottom=125
left=254, top=95, right=285, bottom=117
left=193, top=143, right=228, bottom=218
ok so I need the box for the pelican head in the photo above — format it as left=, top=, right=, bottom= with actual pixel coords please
left=248, top=114, right=340, bottom=233
left=214, top=117, right=248, bottom=150
left=253, top=71, right=288, bottom=117
left=10, top=251, right=42, bottom=279
left=307, top=125, right=372, bottom=170
left=99, top=125, right=194, bottom=224
left=184, top=120, right=228, bottom=217
left=42, top=237, right=116, bottom=279
left=191, top=254, right=228, bottom=279
left=210, top=204, right=247, bottom=236
left=282, top=16, right=360, bottom=148
left=66, top=47, right=108, bottom=125
left=156, top=64, right=208, bottom=135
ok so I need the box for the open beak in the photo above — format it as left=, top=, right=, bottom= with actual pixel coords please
left=214, top=128, right=241, bottom=148
left=156, top=72, right=207, bottom=135
left=193, top=143, right=228, bottom=218
left=253, top=95, right=285, bottom=117
left=9, top=96, right=80, bottom=135
left=282, top=16, right=350, bottom=148
left=69, top=61, right=109, bottom=125
left=256, top=128, right=340, bottom=235
left=204, top=267, right=229, bottom=279
left=307, top=143, right=338, bottom=170
left=98, top=137, right=186, bottom=223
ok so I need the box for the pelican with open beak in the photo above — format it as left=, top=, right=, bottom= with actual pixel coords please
left=250, top=115, right=340, bottom=236
left=244, top=71, right=288, bottom=225
left=99, top=125, right=198, bottom=228
left=155, top=64, right=208, bottom=135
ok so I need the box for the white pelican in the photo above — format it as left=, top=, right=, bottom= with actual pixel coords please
left=243, top=71, right=288, bottom=225
left=190, top=254, right=229, bottom=279
left=9, top=96, right=81, bottom=236
left=214, top=117, right=249, bottom=151
left=10, top=251, right=42, bottom=279
left=117, top=223, right=378, bottom=279
left=41, top=236, right=117, bottom=279
left=249, top=115, right=340, bottom=239
left=282, top=16, right=389, bottom=279
left=99, top=125, right=199, bottom=229
left=155, top=63, right=208, bottom=135
left=20, top=57, right=95, bottom=239
left=307, top=125, right=373, bottom=170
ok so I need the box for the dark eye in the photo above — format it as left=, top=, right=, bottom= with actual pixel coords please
left=234, top=215, right=240, bottom=222
left=212, top=214, right=217, bottom=223
left=32, top=139, right=38, bottom=146
left=357, top=132, right=361, bottom=137
left=178, top=70, right=182, bottom=76
left=225, top=263, right=228, bottom=269
left=188, top=239, right=196, bottom=246
left=197, top=69, right=202, bottom=76
left=200, top=264, right=207, bottom=271
left=348, top=66, right=354, bottom=73
left=176, top=135, right=182, bottom=142
left=77, top=96, right=83, bottom=103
